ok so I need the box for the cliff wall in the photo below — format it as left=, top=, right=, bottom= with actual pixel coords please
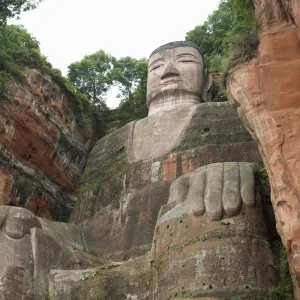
left=227, top=0, right=300, bottom=297
left=0, top=69, right=91, bottom=220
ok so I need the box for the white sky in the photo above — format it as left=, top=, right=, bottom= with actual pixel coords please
left=10, top=0, right=221, bottom=108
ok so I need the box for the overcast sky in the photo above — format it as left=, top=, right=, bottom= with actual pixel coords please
left=10, top=0, right=221, bottom=107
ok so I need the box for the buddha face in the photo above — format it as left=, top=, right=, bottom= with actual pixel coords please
left=147, top=46, right=206, bottom=114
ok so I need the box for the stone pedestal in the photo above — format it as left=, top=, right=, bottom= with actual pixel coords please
left=151, top=186, right=276, bottom=299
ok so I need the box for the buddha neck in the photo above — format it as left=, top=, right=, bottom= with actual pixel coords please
left=128, top=105, right=197, bottom=162
left=148, top=94, right=200, bottom=116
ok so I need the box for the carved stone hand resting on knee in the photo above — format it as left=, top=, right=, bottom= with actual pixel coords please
left=168, top=162, right=255, bottom=220
left=151, top=162, right=276, bottom=299
left=0, top=206, right=98, bottom=299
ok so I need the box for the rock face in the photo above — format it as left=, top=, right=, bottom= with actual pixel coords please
left=0, top=69, right=91, bottom=220
left=226, top=0, right=300, bottom=297
left=64, top=102, right=275, bottom=299
left=0, top=41, right=281, bottom=299
left=72, top=102, right=261, bottom=261
left=150, top=162, right=277, bottom=299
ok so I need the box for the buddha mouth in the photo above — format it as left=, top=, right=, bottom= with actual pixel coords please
left=159, top=79, right=182, bottom=86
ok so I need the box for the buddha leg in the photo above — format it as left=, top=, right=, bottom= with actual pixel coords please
left=151, top=162, right=277, bottom=299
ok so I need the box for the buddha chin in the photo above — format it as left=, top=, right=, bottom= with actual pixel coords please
left=149, top=80, right=202, bottom=115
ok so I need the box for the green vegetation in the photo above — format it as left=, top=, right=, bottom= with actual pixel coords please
left=68, top=53, right=148, bottom=126
left=111, top=57, right=147, bottom=102
left=274, top=240, right=294, bottom=300
left=0, top=0, right=43, bottom=26
left=255, top=163, right=269, bottom=187
left=0, top=0, right=259, bottom=134
left=186, top=0, right=258, bottom=101
left=68, top=50, right=114, bottom=106
left=0, top=24, right=110, bottom=138
left=0, top=23, right=147, bottom=137
left=0, top=24, right=39, bottom=101
left=111, top=57, right=148, bottom=125
left=255, top=164, right=294, bottom=299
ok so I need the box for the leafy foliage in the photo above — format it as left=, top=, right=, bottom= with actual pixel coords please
left=68, top=50, right=115, bottom=105
left=116, top=68, right=148, bottom=125
left=111, top=57, right=147, bottom=101
left=67, top=53, right=149, bottom=127
left=0, top=25, right=41, bottom=101
left=0, top=0, right=259, bottom=136
left=273, top=240, right=294, bottom=300
left=186, top=0, right=258, bottom=100
left=0, top=25, right=109, bottom=138
left=0, top=71, right=13, bottom=101
left=0, top=0, right=43, bottom=26
left=112, top=57, right=148, bottom=125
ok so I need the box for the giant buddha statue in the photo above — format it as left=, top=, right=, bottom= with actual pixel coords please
left=0, top=41, right=278, bottom=299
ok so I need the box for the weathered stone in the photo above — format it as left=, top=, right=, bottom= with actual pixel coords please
left=0, top=41, right=278, bottom=299
left=71, top=102, right=260, bottom=262
left=130, top=106, right=196, bottom=161
left=147, top=43, right=212, bottom=115
left=0, top=69, right=91, bottom=220
left=169, top=162, right=255, bottom=220
left=0, top=206, right=104, bottom=299
left=49, top=256, right=151, bottom=300
left=226, top=0, right=300, bottom=297
left=150, top=163, right=276, bottom=299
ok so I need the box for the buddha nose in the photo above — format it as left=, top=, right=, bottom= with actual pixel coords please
left=161, top=63, right=180, bottom=80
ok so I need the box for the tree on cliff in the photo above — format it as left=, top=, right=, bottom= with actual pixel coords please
left=186, top=0, right=257, bottom=100
left=186, top=0, right=257, bottom=71
left=68, top=50, right=115, bottom=106
left=111, top=57, right=148, bottom=125
left=0, top=25, right=46, bottom=100
left=110, top=57, right=147, bottom=101
left=0, top=0, right=43, bottom=26
left=117, top=69, right=148, bottom=125
left=0, top=25, right=104, bottom=139
left=67, top=53, right=148, bottom=125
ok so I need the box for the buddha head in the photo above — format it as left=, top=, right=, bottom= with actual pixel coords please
left=147, top=41, right=212, bottom=115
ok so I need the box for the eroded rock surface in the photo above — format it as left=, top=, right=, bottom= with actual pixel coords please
left=0, top=41, right=279, bottom=299
left=0, top=70, right=91, bottom=220
left=72, top=102, right=260, bottom=261
left=150, top=163, right=276, bottom=299
left=227, top=0, right=300, bottom=297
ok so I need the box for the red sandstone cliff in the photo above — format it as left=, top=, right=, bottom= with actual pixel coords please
left=227, top=0, right=300, bottom=297
left=0, top=69, right=92, bottom=221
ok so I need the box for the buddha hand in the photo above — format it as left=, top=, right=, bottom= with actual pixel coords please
left=168, top=162, right=256, bottom=221
left=0, top=206, right=41, bottom=239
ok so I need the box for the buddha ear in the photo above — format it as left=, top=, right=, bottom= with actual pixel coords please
left=202, top=69, right=213, bottom=102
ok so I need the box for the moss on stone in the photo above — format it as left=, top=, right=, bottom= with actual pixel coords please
left=254, top=164, right=294, bottom=299
left=171, top=103, right=253, bottom=153
left=255, top=163, right=269, bottom=188
left=273, top=240, right=294, bottom=300
left=80, top=151, right=130, bottom=193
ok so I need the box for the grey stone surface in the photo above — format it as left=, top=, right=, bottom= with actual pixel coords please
left=167, top=162, right=256, bottom=221
left=130, top=106, right=196, bottom=161
left=147, top=46, right=212, bottom=115
left=151, top=163, right=276, bottom=299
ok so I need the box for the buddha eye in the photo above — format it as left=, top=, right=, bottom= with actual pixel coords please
left=180, top=60, right=197, bottom=64
left=151, top=64, right=163, bottom=72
